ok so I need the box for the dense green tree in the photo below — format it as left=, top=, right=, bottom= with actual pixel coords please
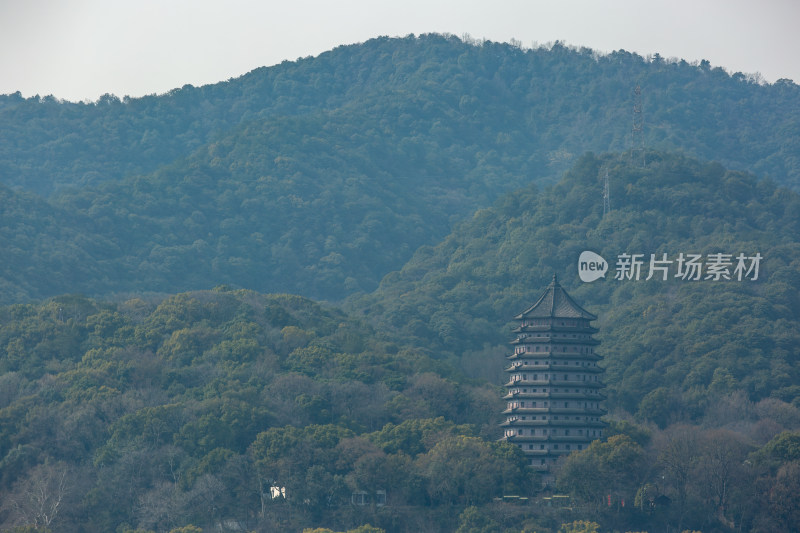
left=0, top=36, right=799, bottom=303
left=415, top=435, right=531, bottom=505
left=455, top=506, right=500, bottom=533
left=358, top=152, right=800, bottom=419
left=557, top=435, right=646, bottom=505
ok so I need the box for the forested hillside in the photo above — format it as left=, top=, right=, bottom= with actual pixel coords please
left=3, top=34, right=799, bottom=197
left=0, top=34, right=799, bottom=302
left=2, top=33, right=800, bottom=532
left=1, top=284, right=799, bottom=532
left=0, top=289, right=526, bottom=531
left=353, top=151, right=800, bottom=420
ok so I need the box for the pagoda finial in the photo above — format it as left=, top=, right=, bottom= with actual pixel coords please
left=552, top=273, right=559, bottom=285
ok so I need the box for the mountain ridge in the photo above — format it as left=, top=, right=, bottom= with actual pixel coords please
left=0, top=33, right=798, bottom=304
left=350, top=151, right=800, bottom=418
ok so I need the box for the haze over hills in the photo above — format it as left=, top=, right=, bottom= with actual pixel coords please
left=352, top=151, right=800, bottom=418
left=1, top=152, right=800, bottom=532
left=3, top=34, right=800, bottom=531
left=0, top=34, right=799, bottom=303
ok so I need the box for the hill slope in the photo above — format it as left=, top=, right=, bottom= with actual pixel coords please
left=0, top=34, right=799, bottom=302
left=0, top=289, right=515, bottom=531
left=351, top=151, right=800, bottom=420
left=2, top=34, right=799, bottom=196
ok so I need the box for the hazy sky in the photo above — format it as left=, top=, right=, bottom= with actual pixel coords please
left=1, top=0, right=798, bottom=102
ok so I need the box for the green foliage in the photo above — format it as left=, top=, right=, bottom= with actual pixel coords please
left=0, top=35, right=799, bottom=532
left=456, top=506, right=500, bottom=533
left=1, top=36, right=799, bottom=303
left=557, top=435, right=646, bottom=503
left=603, top=419, right=651, bottom=446
left=0, top=289, right=514, bottom=531
left=415, top=435, right=532, bottom=505
left=358, top=151, right=800, bottom=418
left=367, top=416, right=474, bottom=456
left=558, top=521, right=600, bottom=533
left=752, top=431, right=800, bottom=469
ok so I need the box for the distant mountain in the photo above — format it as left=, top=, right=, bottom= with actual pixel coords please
left=0, top=34, right=798, bottom=302
left=351, top=151, right=800, bottom=420
left=1, top=34, right=798, bottom=197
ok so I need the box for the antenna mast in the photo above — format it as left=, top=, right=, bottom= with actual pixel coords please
left=602, top=168, right=611, bottom=216
left=631, top=85, right=645, bottom=167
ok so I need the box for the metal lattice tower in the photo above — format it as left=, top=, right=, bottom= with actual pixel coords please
left=631, top=85, right=645, bottom=167
left=602, top=168, right=611, bottom=216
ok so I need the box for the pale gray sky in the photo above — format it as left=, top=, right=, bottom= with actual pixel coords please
left=1, top=0, right=798, bottom=102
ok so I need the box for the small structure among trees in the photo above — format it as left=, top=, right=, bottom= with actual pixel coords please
left=501, top=275, right=606, bottom=475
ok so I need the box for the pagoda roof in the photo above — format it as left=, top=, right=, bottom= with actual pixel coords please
left=515, top=275, right=597, bottom=321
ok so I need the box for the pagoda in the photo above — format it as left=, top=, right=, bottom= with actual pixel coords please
left=500, top=275, right=606, bottom=473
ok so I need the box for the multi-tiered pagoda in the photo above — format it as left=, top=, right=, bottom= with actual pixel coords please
left=501, top=275, right=606, bottom=473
